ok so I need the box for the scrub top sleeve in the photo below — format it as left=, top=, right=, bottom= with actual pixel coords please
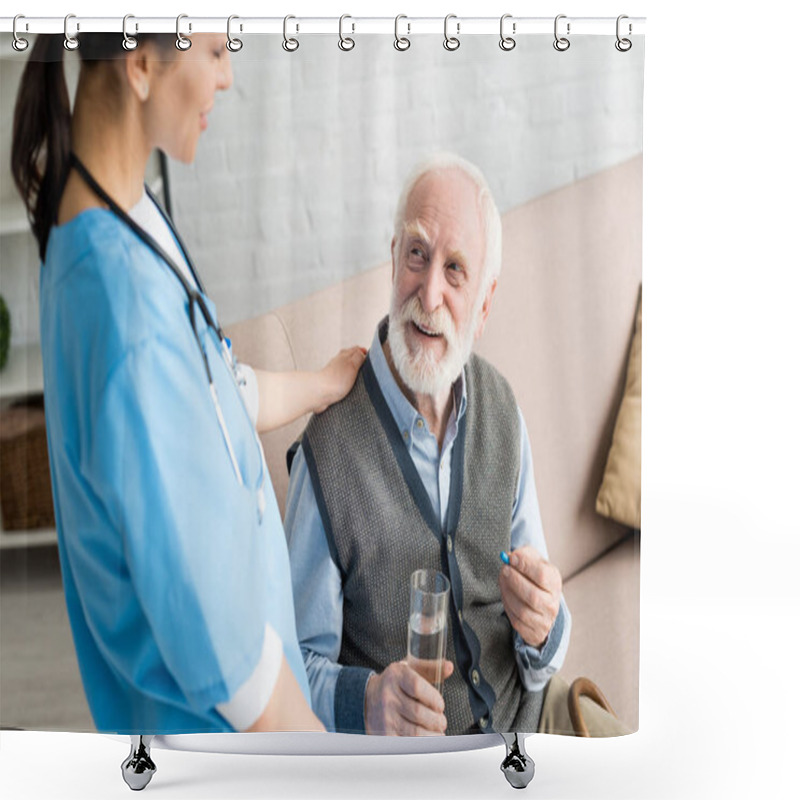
left=216, top=623, right=283, bottom=730
left=235, top=362, right=260, bottom=426
left=84, top=333, right=269, bottom=714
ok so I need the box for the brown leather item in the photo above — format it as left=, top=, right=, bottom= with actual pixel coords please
left=567, top=677, right=619, bottom=737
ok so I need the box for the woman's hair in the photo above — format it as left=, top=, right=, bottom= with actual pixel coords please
left=11, top=33, right=172, bottom=261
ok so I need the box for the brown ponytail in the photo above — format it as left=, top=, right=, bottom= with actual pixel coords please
left=11, top=35, right=71, bottom=262
left=10, top=33, right=174, bottom=262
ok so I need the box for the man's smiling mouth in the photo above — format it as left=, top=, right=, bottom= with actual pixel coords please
left=412, top=321, right=443, bottom=338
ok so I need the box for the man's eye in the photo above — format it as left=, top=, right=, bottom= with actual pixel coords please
left=447, top=262, right=463, bottom=273
left=408, top=247, right=426, bottom=266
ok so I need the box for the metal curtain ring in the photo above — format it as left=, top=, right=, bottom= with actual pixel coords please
left=394, top=15, right=410, bottom=51
left=444, top=14, right=460, bottom=51
left=176, top=14, right=192, bottom=51
left=499, top=14, right=516, bottom=51
left=283, top=15, right=299, bottom=52
left=338, top=14, right=355, bottom=51
left=12, top=15, right=29, bottom=52
left=615, top=15, right=632, bottom=52
left=122, top=15, right=138, bottom=51
left=553, top=14, right=570, bottom=52
left=227, top=15, right=243, bottom=52
left=63, top=14, right=79, bottom=51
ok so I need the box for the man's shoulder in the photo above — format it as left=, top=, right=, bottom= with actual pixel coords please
left=467, top=353, right=517, bottom=407
left=305, top=363, right=371, bottom=439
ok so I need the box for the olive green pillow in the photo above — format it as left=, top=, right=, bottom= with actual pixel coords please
left=596, top=286, right=641, bottom=529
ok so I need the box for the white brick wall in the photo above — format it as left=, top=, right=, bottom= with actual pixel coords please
left=171, top=34, right=644, bottom=327
left=0, top=34, right=644, bottom=344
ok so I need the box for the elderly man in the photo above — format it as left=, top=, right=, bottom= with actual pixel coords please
left=285, top=154, right=619, bottom=737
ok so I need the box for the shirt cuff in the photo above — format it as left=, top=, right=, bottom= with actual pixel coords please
left=514, top=602, right=566, bottom=674
left=216, top=624, right=283, bottom=731
left=333, top=666, right=375, bottom=734
left=235, top=362, right=260, bottom=426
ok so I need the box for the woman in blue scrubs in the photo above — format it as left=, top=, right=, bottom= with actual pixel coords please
left=11, top=32, right=360, bottom=734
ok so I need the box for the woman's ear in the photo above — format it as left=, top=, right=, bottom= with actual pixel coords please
left=125, top=43, right=157, bottom=103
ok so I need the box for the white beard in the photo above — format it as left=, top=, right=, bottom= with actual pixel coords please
left=387, top=294, right=481, bottom=397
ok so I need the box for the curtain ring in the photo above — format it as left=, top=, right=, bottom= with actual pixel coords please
left=499, top=14, right=516, bottom=51
left=443, top=14, right=460, bottom=51
left=283, top=15, right=299, bottom=52
left=338, top=14, right=355, bottom=51
left=615, top=15, right=632, bottom=52
left=553, top=14, right=570, bottom=52
left=227, top=15, right=243, bottom=52
left=122, top=15, right=138, bottom=51
left=176, top=14, right=192, bottom=51
left=12, top=15, right=29, bottom=52
left=63, top=14, right=79, bottom=51
left=394, top=15, right=410, bottom=51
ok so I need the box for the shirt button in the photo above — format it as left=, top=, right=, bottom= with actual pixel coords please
left=447, top=535, right=453, bottom=553
left=471, top=669, right=480, bottom=687
left=416, top=419, right=424, bottom=429
left=403, top=430, right=409, bottom=440
left=479, top=716, right=488, bottom=729
left=458, top=609, right=463, bottom=623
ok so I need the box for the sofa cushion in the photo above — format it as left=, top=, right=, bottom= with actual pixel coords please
left=226, top=268, right=392, bottom=516
left=475, top=156, right=642, bottom=580
left=596, top=286, right=642, bottom=528
left=228, top=157, right=642, bottom=577
left=275, top=265, right=391, bottom=372
left=559, top=533, right=640, bottom=730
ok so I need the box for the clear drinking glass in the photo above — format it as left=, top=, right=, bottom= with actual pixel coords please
left=406, top=569, right=450, bottom=694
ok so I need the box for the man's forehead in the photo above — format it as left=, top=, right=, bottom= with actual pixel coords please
left=403, top=170, right=483, bottom=244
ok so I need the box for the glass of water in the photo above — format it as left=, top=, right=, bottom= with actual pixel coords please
left=407, top=569, right=450, bottom=694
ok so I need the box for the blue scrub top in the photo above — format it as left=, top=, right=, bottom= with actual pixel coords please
left=40, top=209, right=310, bottom=734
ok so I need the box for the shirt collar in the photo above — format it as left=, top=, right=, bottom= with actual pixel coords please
left=368, top=316, right=468, bottom=437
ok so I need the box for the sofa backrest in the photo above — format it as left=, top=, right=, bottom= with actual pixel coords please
left=226, top=155, right=642, bottom=581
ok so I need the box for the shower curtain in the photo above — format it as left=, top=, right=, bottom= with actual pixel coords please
left=0, top=14, right=644, bottom=779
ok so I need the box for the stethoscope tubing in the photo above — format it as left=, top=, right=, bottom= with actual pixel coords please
left=67, top=154, right=258, bottom=492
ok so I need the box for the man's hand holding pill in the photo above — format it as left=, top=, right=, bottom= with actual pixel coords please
left=498, top=547, right=563, bottom=648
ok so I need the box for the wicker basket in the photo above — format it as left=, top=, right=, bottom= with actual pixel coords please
left=0, top=400, right=55, bottom=531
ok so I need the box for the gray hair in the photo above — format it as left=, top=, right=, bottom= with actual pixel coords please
left=391, top=153, right=502, bottom=295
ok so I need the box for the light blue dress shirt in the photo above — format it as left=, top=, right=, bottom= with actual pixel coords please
left=285, top=326, right=571, bottom=732
left=40, top=210, right=310, bottom=733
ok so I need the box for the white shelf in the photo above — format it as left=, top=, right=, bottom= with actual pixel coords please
left=0, top=343, right=44, bottom=401
left=0, top=526, right=58, bottom=549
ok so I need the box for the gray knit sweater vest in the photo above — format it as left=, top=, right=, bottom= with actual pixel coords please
left=301, top=332, right=544, bottom=735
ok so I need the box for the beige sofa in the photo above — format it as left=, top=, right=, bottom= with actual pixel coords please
left=227, top=155, right=642, bottom=731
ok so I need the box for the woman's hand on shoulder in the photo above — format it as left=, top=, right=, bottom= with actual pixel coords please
left=315, top=346, right=367, bottom=413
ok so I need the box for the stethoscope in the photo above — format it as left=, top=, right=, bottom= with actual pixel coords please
left=70, top=154, right=267, bottom=519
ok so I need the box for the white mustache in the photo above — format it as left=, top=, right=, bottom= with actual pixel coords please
left=398, top=297, right=456, bottom=345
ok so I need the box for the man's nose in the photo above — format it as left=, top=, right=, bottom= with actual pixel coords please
left=419, top=263, right=445, bottom=314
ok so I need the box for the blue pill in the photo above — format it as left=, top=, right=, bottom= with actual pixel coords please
left=500, top=551, right=510, bottom=565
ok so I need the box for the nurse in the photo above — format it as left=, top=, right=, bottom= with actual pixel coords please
left=11, top=32, right=361, bottom=734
